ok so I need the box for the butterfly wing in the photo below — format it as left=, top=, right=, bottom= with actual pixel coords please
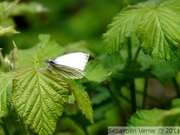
left=50, top=52, right=89, bottom=79
left=52, top=52, right=89, bottom=71
left=52, top=63, right=85, bottom=79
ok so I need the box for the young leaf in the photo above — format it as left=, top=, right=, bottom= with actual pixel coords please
left=85, top=60, right=110, bottom=82
left=138, top=4, right=180, bottom=61
left=67, top=80, right=94, bottom=124
left=127, top=108, right=164, bottom=126
left=12, top=67, right=70, bottom=135
left=0, top=26, right=19, bottom=36
left=103, top=7, right=147, bottom=54
left=0, top=72, right=15, bottom=117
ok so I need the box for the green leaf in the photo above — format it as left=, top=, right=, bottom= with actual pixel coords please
left=103, top=6, right=147, bottom=54
left=0, top=26, right=19, bottom=36
left=16, top=34, right=65, bottom=68
left=127, top=108, right=164, bottom=126
left=138, top=4, right=180, bottom=61
left=85, top=60, right=110, bottom=82
left=158, top=108, right=180, bottom=126
left=102, top=52, right=124, bottom=71
left=137, top=52, right=180, bottom=83
left=0, top=72, right=15, bottom=117
left=161, top=0, right=180, bottom=14
left=12, top=67, right=70, bottom=135
left=67, top=80, right=94, bottom=124
left=91, top=87, right=110, bottom=105
left=151, top=61, right=180, bottom=83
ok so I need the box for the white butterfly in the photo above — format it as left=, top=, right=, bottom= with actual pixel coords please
left=45, top=52, right=89, bottom=79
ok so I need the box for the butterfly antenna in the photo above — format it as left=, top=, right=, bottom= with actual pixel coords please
left=36, top=45, right=46, bottom=64
left=39, top=45, right=46, bottom=56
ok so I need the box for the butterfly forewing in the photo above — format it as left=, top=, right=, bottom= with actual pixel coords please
left=52, top=52, right=89, bottom=70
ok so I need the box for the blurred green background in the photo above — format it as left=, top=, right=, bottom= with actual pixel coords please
left=0, top=0, right=145, bottom=54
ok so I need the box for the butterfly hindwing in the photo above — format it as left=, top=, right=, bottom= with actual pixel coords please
left=51, top=63, right=85, bottom=79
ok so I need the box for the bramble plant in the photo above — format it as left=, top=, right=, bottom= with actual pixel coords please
left=1, top=0, right=180, bottom=135
left=103, top=0, right=180, bottom=126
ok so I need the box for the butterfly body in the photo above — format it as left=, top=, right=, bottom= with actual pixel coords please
left=45, top=52, right=89, bottom=79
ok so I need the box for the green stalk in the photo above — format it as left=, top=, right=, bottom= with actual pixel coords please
left=107, top=82, right=128, bottom=121
left=142, top=78, right=148, bottom=109
left=127, top=37, right=132, bottom=60
left=133, top=45, right=141, bottom=63
left=1, top=118, right=9, bottom=135
left=16, top=113, right=27, bottom=135
left=127, top=37, right=137, bottom=113
left=129, top=79, right=136, bottom=113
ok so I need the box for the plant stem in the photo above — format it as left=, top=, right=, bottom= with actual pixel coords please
left=1, top=118, right=9, bottom=135
left=133, top=45, right=141, bottom=63
left=127, top=37, right=132, bottom=60
left=142, top=78, right=148, bottom=109
left=126, top=37, right=139, bottom=114
left=172, top=77, right=180, bottom=97
left=129, top=79, right=136, bottom=113
left=107, top=82, right=128, bottom=121
left=17, top=114, right=27, bottom=135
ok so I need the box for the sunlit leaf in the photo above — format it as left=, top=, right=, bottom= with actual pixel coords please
left=12, top=67, right=70, bottom=135
left=158, top=108, right=180, bottom=126
left=0, top=72, right=15, bottom=117
left=161, top=0, right=180, bottom=14
left=0, top=26, right=19, bottom=36
left=103, top=6, right=147, bottom=54
left=138, top=4, right=180, bottom=61
left=127, top=108, right=164, bottom=126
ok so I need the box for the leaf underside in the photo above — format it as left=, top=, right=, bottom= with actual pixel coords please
left=12, top=67, right=70, bottom=135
